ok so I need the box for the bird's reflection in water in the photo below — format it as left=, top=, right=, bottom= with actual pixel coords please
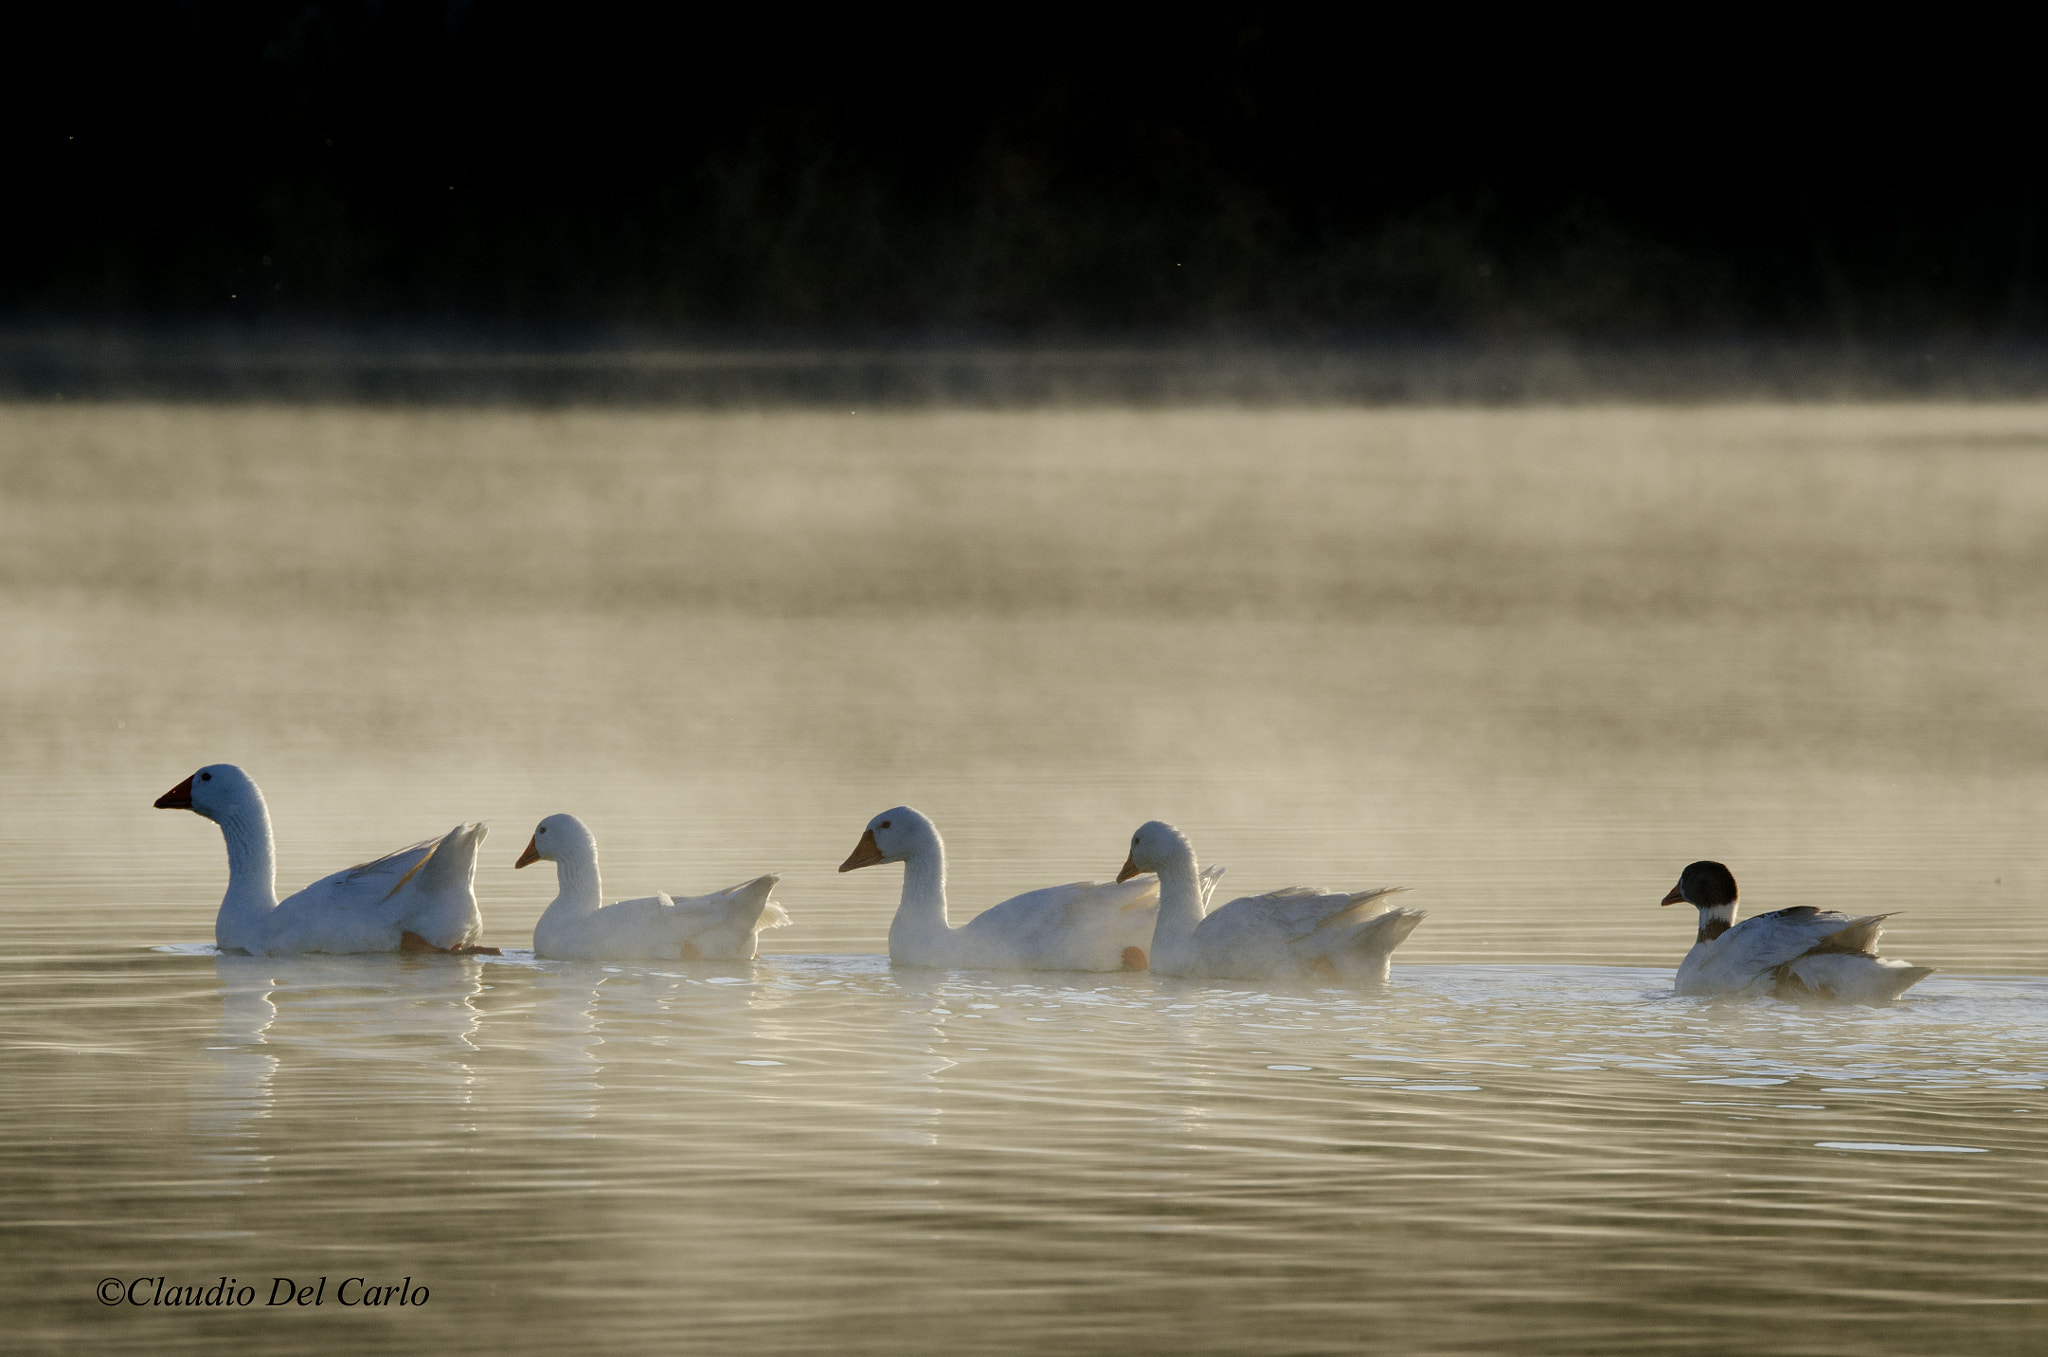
left=188, top=950, right=491, bottom=1185
left=883, top=968, right=966, bottom=1149
left=522, top=958, right=782, bottom=1128
left=527, top=963, right=611, bottom=1133
left=189, top=953, right=281, bottom=1189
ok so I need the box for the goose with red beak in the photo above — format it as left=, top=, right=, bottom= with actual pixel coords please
left=838, top=805, right=1164, bottom=971
left=1661, top=859, right=1932, bottom=1002
left=515, top=813, right=788, bottom=961
left=1119, top=820, right=1417, bottom=983
left=154, top=763, right=495, bottom=955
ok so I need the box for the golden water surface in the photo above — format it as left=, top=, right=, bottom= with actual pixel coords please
left=4, top=402, right=2046, bottom=1353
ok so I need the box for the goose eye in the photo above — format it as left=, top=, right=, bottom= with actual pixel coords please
left=200, top=772, right=212, bottom=782
left=878, top=820, right=892, bottom=830
left=537, top=827, right=546, bottom=834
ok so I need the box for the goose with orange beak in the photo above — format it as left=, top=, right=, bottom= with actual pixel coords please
left=838, top=805, right=1174, bottom=971
left=1119, top=820, right=1417, bottom=983
left=154, top=763, right=495, bottom=955
left=515, top=813, right=787, bottom=961
left=1661, top=859, right=1932, bottom=1002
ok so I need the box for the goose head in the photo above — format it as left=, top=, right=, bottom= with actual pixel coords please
left=154, top=763, right=263, bottom=823
left=840, top=806, right=939, bottom=872
left=1117, top=819, right=1190, bottom=881
left=516, top=813, right=596, bottom=869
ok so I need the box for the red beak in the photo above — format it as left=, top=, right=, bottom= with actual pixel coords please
left=1660, top=883, right=1685, bottom=906
left=515, top=835, right=541, bottom=869
left=155, top=775, right=195, bottom=810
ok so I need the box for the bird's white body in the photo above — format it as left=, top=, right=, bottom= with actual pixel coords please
left=1130, top=821, right=1422, bottom=983
left=522, top=814, right=788, bottom=962
left=163, top=764, right=488, bottom=955
left=846, top=807, right=1162, bottom=971
left=1675, top=904, right=1932, bottom=1004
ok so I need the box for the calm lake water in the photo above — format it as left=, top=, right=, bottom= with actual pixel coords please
left=5, top=401, right=2048, bottom=1353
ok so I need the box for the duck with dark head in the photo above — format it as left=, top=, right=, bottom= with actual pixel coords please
left=1661, top=859, right=1932, bottom=1004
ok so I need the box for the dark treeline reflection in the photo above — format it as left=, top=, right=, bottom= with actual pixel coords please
left=8, top=6, right=2045, bottom=335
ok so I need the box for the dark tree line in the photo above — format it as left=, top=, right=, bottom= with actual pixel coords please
left=6, top=4, right=2042, bottom=335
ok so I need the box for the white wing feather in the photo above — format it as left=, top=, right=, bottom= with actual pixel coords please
left=262, top=823, right=486, bottom=954
left=541, top=875, right=786, bottom=962
left=1679, top=908, right=1890, bottom=997
left=951, top=876, right=1159, bottom=970
left=1174, top=885, right=1423, bottom=983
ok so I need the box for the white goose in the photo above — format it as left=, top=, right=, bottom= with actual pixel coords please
left=838, top=806, right=1200, bottom=971
left=1119, top=820, right=1424, bottom=983
left=515, top=813, right=789, bottom=961
left=1662, top=860, right=1933, bottom=1003
left=156, top=764, right=494, bottom=956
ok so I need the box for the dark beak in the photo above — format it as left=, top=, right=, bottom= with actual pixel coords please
left=1116, top=853, right=1141, bottom=883
left=839, top=828, right=885, bottom=872
left=155, top=775, right=195, bottom=810
left=1660, top=882, right=1685, bottom=906
left=515, top=835, right=541, bottom=869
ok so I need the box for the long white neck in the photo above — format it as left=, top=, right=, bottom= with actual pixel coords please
left=541, top=837, right=605, bottom=923
left=1148, top=833, right=1207, bottom=967
left=212, top=792, right=279, bottom=949
left=887, top=827, right=952, bottom=959
left=1695, top=902, right=1737, bottom=944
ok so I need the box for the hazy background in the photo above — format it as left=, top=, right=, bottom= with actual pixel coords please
left=9, top=400, right=2048, bottom=974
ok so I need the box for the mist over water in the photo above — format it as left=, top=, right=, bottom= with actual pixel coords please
left=5, top=400, right=2048, bottom=1352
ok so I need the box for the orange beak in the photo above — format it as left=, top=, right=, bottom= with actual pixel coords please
left=839, top=828, right=885, bottom=872
left=515, top=835, right=541, bottom=869
left=1116, top=853, right=1141, bottom=883
left=1660, top=883, right=1685, bottom=906
left=155, top=774, right=195, bottom=810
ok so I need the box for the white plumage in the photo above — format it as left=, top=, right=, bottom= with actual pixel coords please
left=1662, top=860, right=1933, bottom=1003
left=839, top=806, right=1173, bottom=971
left=156, top=763, right=491, bottom=956
left=518, top=813, right=789, bottom=962
left=1120, top=820, right=1424, bottom=984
